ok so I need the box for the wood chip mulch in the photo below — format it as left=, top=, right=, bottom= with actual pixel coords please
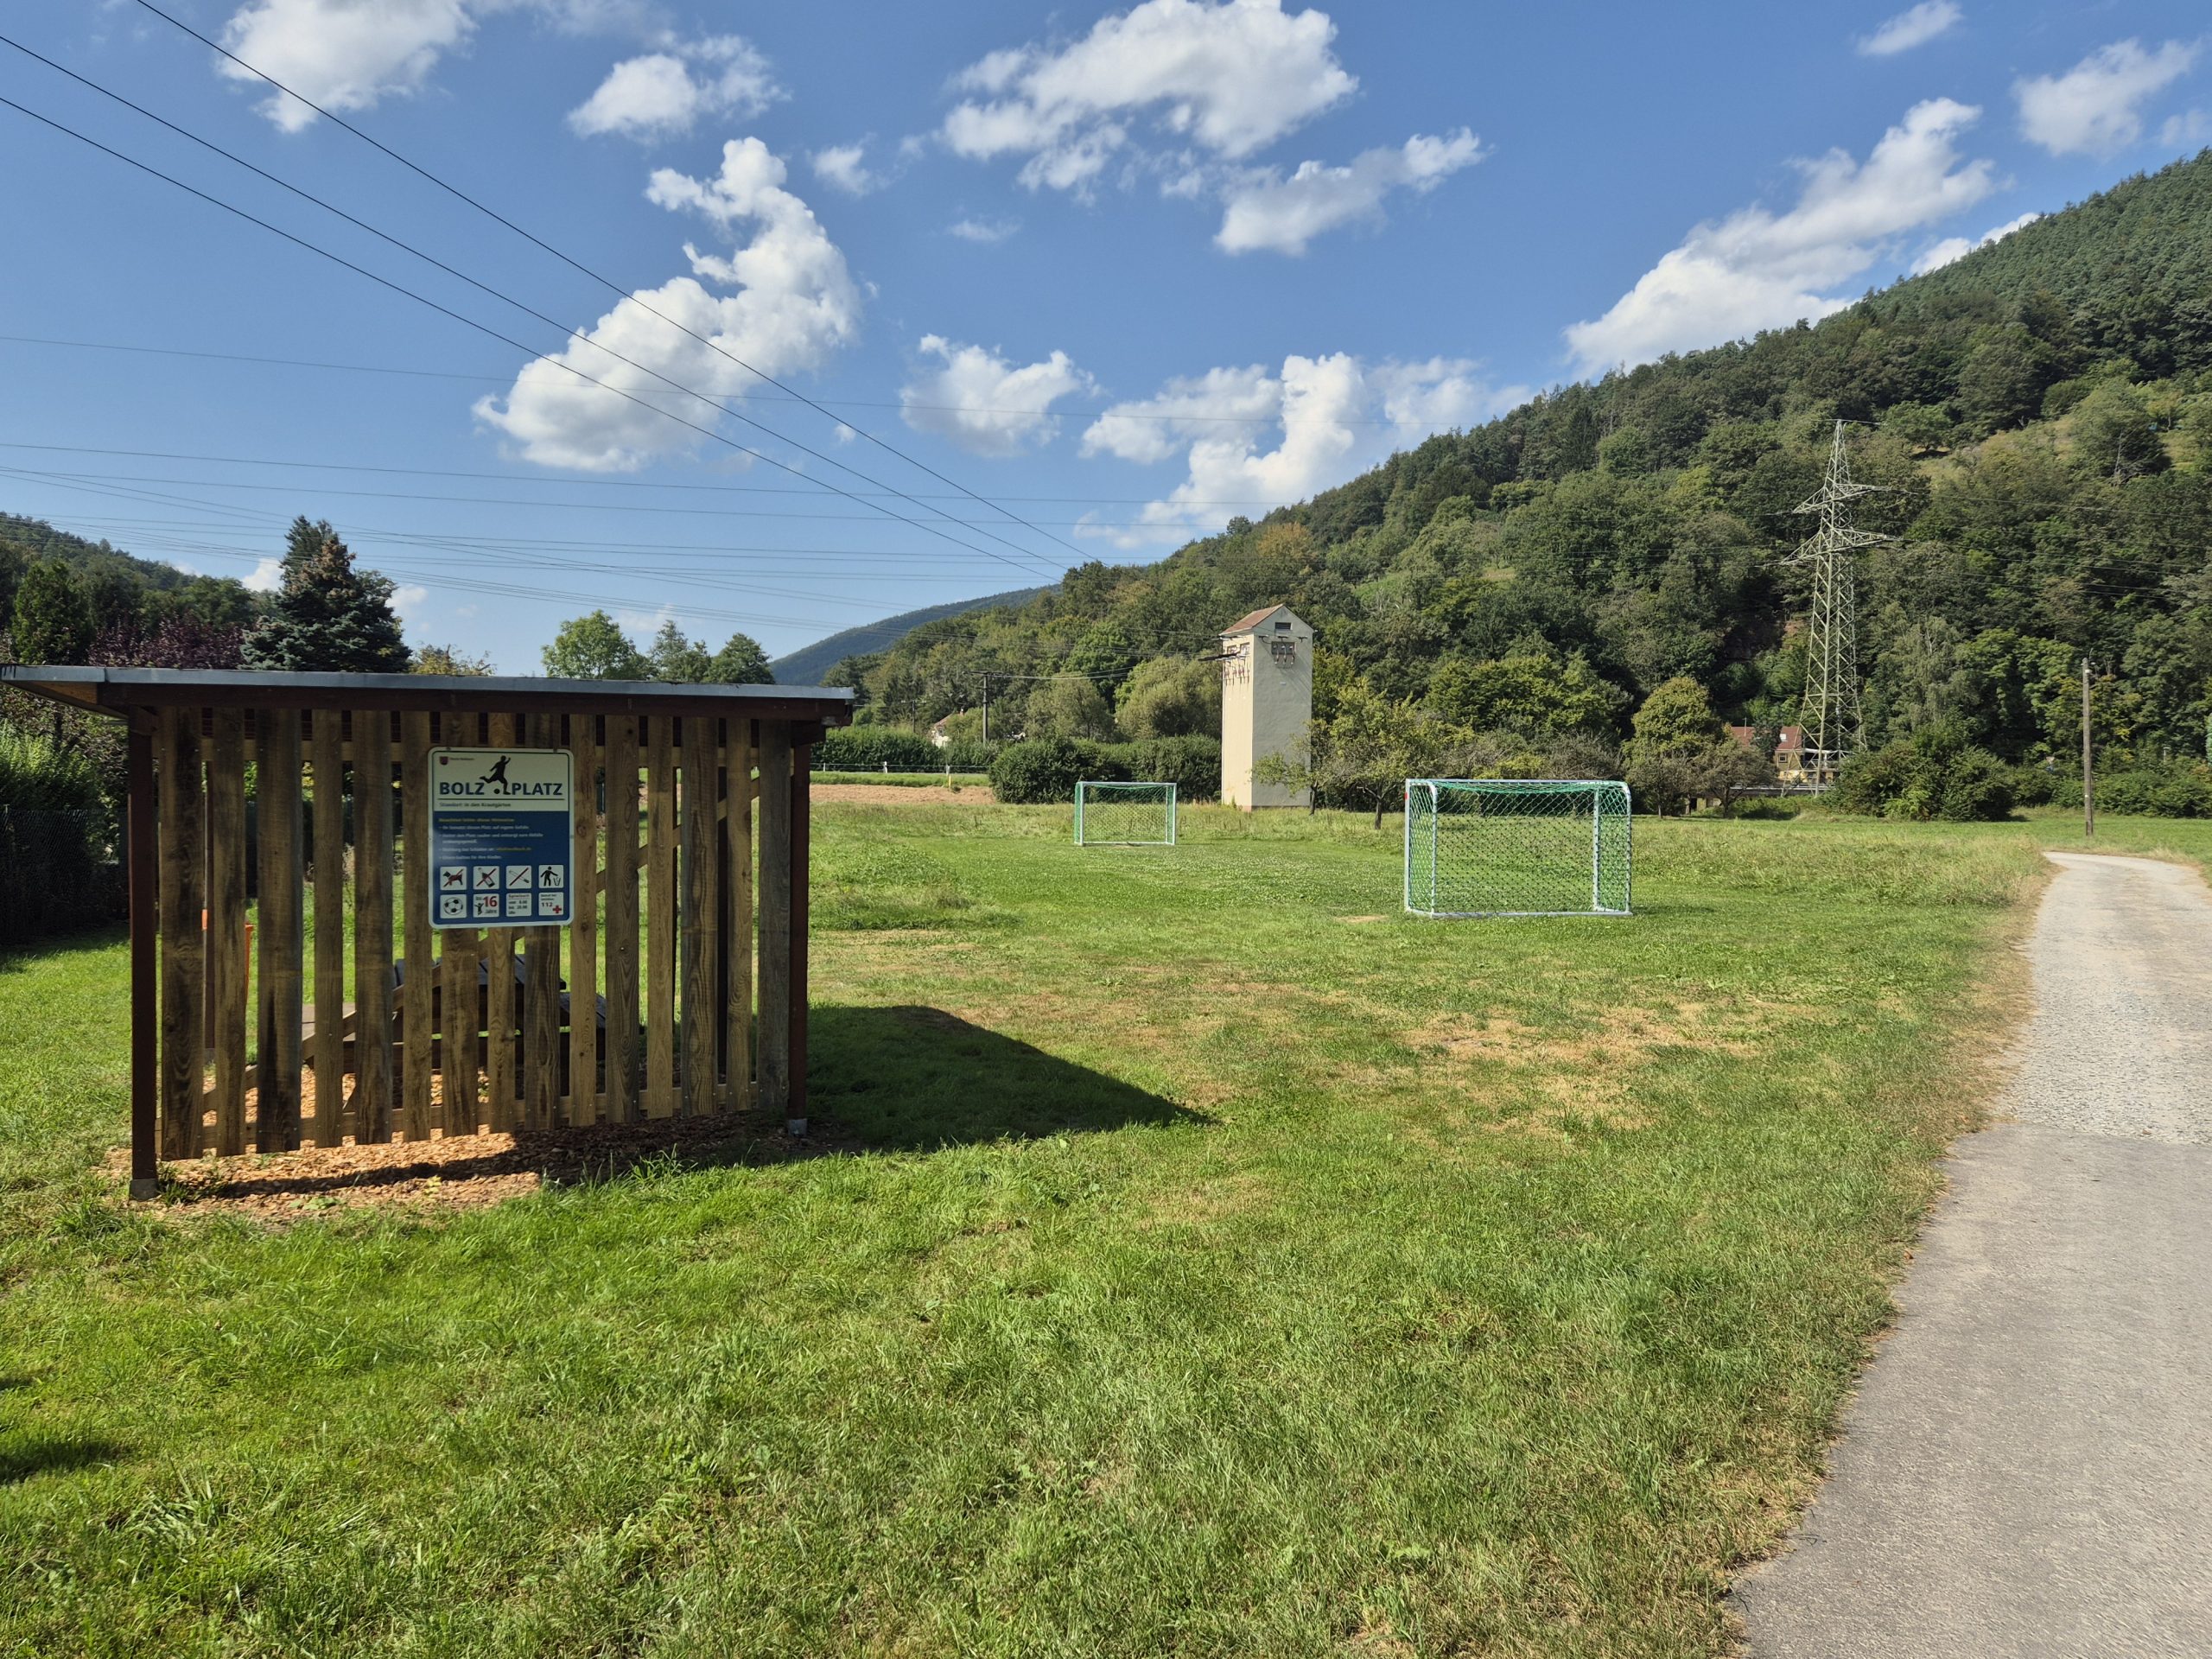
left=105, top=1114, right=842, bottom=1224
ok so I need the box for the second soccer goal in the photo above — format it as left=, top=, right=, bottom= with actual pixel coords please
left=1075, top=780, right=1178, bottom=846
left=1404, top=779, right=1631, bottom=917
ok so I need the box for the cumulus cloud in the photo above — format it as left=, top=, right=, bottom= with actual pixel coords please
left=2164, top=109, right=2209, bottom=149
left=474, top=138, right=861, bottom=470
left=391, top=583, right=431, bottom=621
left=899, top=337, right=1095, bottom=456
left=1564, top=99, right=1995, bottom=373
left=810, top=142, right=879, bottom=194
left=941, top=0, right=1355, bottom=192
left=1214, top=128, right=1483, bottom=254
left=1857, top=2, right=1961, bottom=58
left=948, top=215, right=1020, bottom=243
left=218, top=0, right=626, bottom=130
left=568, top=35, right=780, bottom=140
left=1079, top=353, right=1520, bottom=543
left=245, top=556, right=284, bottom=591
left=1910, top=208, right=2039, bottom=275
left=2017, top=39, right=2199, bottom=157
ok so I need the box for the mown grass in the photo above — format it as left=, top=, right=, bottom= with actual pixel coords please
left=0, top=803, right=2094, bottom=1656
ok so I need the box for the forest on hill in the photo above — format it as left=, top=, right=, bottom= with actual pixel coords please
left=835, top=151, right=2212, bottom=810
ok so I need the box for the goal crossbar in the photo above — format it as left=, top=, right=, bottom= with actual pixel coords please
left=1404, top=778, right=1631, bottom=918
left=1075, top=780, right=1178, bottom=846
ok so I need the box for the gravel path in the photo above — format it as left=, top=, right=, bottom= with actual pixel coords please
left=1733, top=852, right=2212, bottom=1657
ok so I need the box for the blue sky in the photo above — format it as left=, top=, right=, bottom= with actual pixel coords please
left=2, top=0, right=2206, bottom=671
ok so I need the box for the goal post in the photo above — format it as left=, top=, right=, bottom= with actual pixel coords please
left=1404, top=779, right=1631, bottom=918
left=1075, top=780, right=1177, bottom=847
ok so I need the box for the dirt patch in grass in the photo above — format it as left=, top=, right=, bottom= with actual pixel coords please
left=109, top=1114, right=835, bottom=1224
left=812, top=783, right=996, bottom=806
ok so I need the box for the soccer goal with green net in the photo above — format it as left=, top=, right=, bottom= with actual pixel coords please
left=1075, top=780, right=1177, bottom=846
left=1404, top=779, right=1631, bottom=918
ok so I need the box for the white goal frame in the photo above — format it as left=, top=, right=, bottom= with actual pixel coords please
left=1403, top=778, right=1631, bottom=918
left=1074, top=780, right=1178, bottom=846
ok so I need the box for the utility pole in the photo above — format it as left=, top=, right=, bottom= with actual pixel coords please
left=1791, top=422, right=1894, bottom=787
left=2081, top=658, right=2095, bottom=840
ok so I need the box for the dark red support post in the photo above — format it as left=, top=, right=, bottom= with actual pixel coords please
left=128, top=722, right=158, bottom=1199
left=787, top=733, right=810, bottom=1137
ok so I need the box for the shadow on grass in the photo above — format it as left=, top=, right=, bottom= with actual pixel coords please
left=0, top=922, right=128, bottom=976
left=143, top=1007, right=1202, bottom=1211
left=0, top=1432, right=127, bottom=1485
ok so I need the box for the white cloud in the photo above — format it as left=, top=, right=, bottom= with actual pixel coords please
left=941, top=0, right=1356, bottom=192
left=1214, top=128, right=1484, bottom=254
left=948, top=215, right=1020, bottom=243
left=218, top=0, right=626, bottom=130
left=1079, top=353, right=1520, bottom=543
left=2161, top=108, right=2209, bottom=149
left=899, top=337, right=1094, bottom=456
left=1564, top=99, right=1995, bottom=373
left=245, top=556, right=284, bottom=592
left=474, top=138, right=861, bottom=470
left=568, top=36, right=780, bottom=141
left=1910, top=208, right=2039, bottom=274
left=810, top=143, right=879, bottom=194
left=391, top=583, right=431, bottom=621
left=1857, top=2, right=1961, bottom=58
left=2017, top=39, right=2200, bottom=157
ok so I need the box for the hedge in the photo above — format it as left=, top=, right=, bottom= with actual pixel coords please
left=988, top=736, right=1222, bottom=804
left=0, top=806, right=121, bottom=949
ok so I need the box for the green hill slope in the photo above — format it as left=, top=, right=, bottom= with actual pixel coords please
left=847, top=151, right=2212, bottom=787
left=770, top=584, right=1052, bottom=686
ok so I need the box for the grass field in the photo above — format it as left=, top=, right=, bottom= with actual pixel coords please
left=1, top=801, right=2205, bottom=1656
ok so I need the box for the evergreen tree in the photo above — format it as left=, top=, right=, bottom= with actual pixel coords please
left=242, top=518, right=409, bottom=673
left=10, top=560, right=93, bottom=664
left=543, top=610, right=649, bottom=679
left=705, top=631, right=774, bottom=684
left=645, top=620, right=713, bottom=682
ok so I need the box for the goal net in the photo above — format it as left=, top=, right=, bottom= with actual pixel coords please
left=1075, top=781, right=1178, bottom=846
left=1404, top=779, right=1631, bottom=918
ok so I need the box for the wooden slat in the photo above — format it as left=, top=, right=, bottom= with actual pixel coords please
left=207, top=708, right=250, bottom=1156
left=756, top=723, right=791, bottom=1124
left=441, top=710, right=481, bottom=1136
left=254, top=710, right=304, bottom=1152
left=484, top=713, right=519, bottom=1131
left=567, top=713, right=601, bottom=1126
left=604, top=715, right=639, bottom=1123
left=309, top=709, right=346, bottom=1145
left=156, top=705, right=205, bottom=1161
left=353, top=708, right=395, bottom=1143
left=645, top=714, right=678, bottom=1119
left=681, top=716, right=719, bottom=1116
left=399, top=711, right=435, bottom=1141
left=721, top=720, right=754, bottom=1110
left=522, top=714, right=563, bottom=1131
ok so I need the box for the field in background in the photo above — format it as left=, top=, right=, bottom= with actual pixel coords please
left=0, top=804, right=2189, bottom=1655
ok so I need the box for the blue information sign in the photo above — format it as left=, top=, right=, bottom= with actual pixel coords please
left=428, top=747, right=575, bottom=929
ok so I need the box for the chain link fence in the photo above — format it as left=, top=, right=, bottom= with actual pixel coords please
left=1404, top=779, right=1631, bottom=918
left=1075, top=781, right=1178, bottom=846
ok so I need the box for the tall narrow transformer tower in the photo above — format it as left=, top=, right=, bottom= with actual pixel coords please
left=1792, top=422, right=1892, bottom=785
left=1219, top=604, right=1313, bottom=809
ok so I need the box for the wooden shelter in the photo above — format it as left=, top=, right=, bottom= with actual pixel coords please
left=0, top=667, right=854, bottom=1198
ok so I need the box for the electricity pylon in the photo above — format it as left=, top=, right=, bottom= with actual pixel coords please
left=1791, top=422, right=1893, bottom=786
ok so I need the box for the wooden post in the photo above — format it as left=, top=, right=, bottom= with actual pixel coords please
left=721, top=720, right=753, bottom=1109
left=255, top=711, right=304, bottom=1152
left=757, top=722, right=791, bottom=1129
left=399, top=712, right=435, bottom=1141
left=207, top=708, right=249, bottom=1156
left=128, top=724, right=157, bottom=1198
left=567, top=712, right=600, bottom=1125
left=645, top=715, right=677, bottom=1118
left=605, top=715, right=639, bottom=1122
left=680, top=714, right=720, bottom=1117
left=157, top=706, right=205, bottom=1162
left=789, top=731, right=810, bottom=1137
left=308, top=709, right=346, bottom=1145
left=2082, top=658, right=2095, bottom=840
left=353, top=708, right=395, bottom=1143
left=522, top=713, right=563, bottom=1131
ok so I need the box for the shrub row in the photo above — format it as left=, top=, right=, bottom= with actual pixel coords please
left=812, top=727, right=994, bottom=773
left=988, top=736, right=1222, bottom=804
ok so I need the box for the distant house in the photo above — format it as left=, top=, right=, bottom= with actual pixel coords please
left=1727, top=724, right=1807, bottom=784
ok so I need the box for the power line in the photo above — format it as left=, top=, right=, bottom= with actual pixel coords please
left=124, top=0, right=1107, bottom=564
left=0, top=43, right=1073, bottom=583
